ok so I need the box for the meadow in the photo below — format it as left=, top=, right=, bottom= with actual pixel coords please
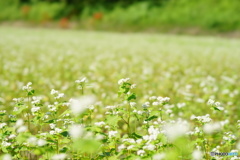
left=0, top=27, right=239, bottom=159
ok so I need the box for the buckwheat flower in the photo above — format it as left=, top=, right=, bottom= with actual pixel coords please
left=2, top=154, right=12, bottom=160
left=131, top=84, right=137, bottom=89
left=50, top=131, right=55, bottom=135
left=70, top=95, right=96, bottom=115
left=127, top=145, right=135, bottom=150
left=55, top=93, right=64, bottom=99
left=106, top=105, right=117, bottom=110
left=136, top=139, right=142, bottom=144
left=130, top=102, right=136, bottom=107
left=51, top=89, right=58, bottom=95
left=51, top=153, right=67, bottom=160
left=118, top=144, right=126, bottom=151
left=8, top=134, right=16, bottom=139
left=37, top=139, right=47, bottom=146
left=28, top=136, right=37, bottom=145
left=143, top=144, right=155, bottom=151
left=0, top=123, right=7, bottom=129
left=17, top=126, right=27, bottom=133
left=177, top=103, right=186, bottom=108
left=152, top=102, right=159, bottom=106
left=49, top=123, right=56, bottom=129
left=194, top=114, right=212, bottom=123
left=15, top=119, right=24, bottom=127
left=0, top=110, right=6, bottom=114
left=88, top=105, right=95, bottom=110
left=55, top=128, right=62, bottom=133
left=123, top=138, right=135, bottom=144
left=163, top=122, right=189, bottom=141
left=94, top=121, right=106, bottom=127
left=143, top=135, right=150, bottom=141
left=2, top=141, right=11, bottom=147
left=192, top=150, right=203, bottom=160
left=75, top=77, right=87, bottom=84
left=203, top=122, right=221, bottom=134
left=153, top=153, right=165, bottom=160
left=118, top=78, right=130, bottom=85
left=157, top=97, right=170, bottom=103
left=142, top=102, right=150, bottom=108
left=69, top=124, right=84, bottom=139
left=31, top=107, right=40, bottom=113
left=108, top=131, right=118, bottom=138
left=137, top=150, right=145, bottom=156
left=207, top=99, right=215, bottom=105
left=149, top=96, right=157, bottom=100
left=22, top=82, right=32, bottom=91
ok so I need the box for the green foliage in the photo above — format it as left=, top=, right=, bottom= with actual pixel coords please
left=1, top=0, right=240, bottom=32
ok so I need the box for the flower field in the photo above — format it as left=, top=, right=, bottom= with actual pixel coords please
left=0, top=27, right=239, bottom=160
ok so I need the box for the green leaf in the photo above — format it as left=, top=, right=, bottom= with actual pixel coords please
left=60, top=131, right=69, bottom=137
left=131, top=132, right=142, bottom=139
left=106, top=115, right=121, bottom=126
left=44, top=119, right=55, bottom=123
left=126, top=93, right=136, bottom=101
left=28, top=89, right=35, bottom=96
left=145, top=115, right=158, bottom=121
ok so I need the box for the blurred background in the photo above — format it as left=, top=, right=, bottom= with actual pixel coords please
left=1, top=0, right=240, bottom=36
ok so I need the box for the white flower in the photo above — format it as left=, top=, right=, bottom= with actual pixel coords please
left=22, top=82, right=32, bottom=91
left=2, top=154, right=12, bottom=160
left=136, top=139, right=142, bottom=144
left=127, top=145, right=135, bottom=150
left=2, top=141, right=11, bottom=147
left=69, top=124, right=84, bottom=139
left=153, top=153, right=165, bottom=160
left=122, top=138, right=135, bottom=143
left=51, top=153, right=67, bottom=160
left=143, top=144, right=156, bottom=151
left=50, top=123, right=56, bottom=129
left=131, top=84, right=136, bottom=89
left=70, top=96, right=96, bottom=115
left=193, top=114, right=212, bottom=123
left=207, top=99, right=215, bottom=105
left=106, top=105, right=117, bottom=110
left=15, top=119, right=24, bottom=127
left=203, top=122, right=221, bottom=134
left=75, top=77, right=87, bottom=84
left=94, top=121, right=106, bottom=127
left=137, top=150, right=145, bottom=156
left=118, top=144, right=126, bottom=151
left=192, top=150, right=203, bottom=160
left=51, top=89, right=58, bottom=95
left=0, top=123, right=7, bottom=129
left=130, top=102, right=136, bottom=107
left=163, top=121, right=189, bottom=141
left=142, top=102, right=150, bottom=108
left=56, top=93, right=64, bottom=99
left=37, top=139, right=47, bottom=146
left=108, top=131, right=118, bottom=138
left=8, top=134, right=16, bottom=139
left=157, top=97, right=170, bottom=103
left=55, top=128, right=62, bottom=133
left=31, top=107, right=40, bottom=113
left=118, top=78, right=130, bottom=85
left=28, top=136, right=38, bottom=145
left=17, top=126, right=27, bottom=133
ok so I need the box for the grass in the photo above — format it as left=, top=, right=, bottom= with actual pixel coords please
left=0, top=27, right=239, bottom=159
